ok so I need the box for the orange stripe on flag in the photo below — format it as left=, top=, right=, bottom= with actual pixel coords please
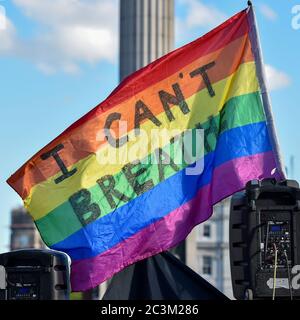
left=8, top=26, right=252, bottom=200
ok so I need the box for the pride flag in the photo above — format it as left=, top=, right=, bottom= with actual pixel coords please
left=7, top=6, right=284, bottom=291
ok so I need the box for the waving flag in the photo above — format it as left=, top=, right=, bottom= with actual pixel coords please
left=7, top=5, right=284, bottom=291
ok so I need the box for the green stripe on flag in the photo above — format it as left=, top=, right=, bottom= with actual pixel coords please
left=36, top=91, right=265, bottom=246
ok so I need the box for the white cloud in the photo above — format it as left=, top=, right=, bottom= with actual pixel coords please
left=0, top=5, right=7, bottom=30
left=176, top=0, right=227, bottom=44
left=0, top=12, right=17, bottom=53
left=13, top=0, right=117, bottom=27
left=259, top=4, right=278, bottom=21
left=182, top=0, right=226, bottom=28
left=0, top=0, right=118, bottom=74
left=265, top=64, right=291, bottom=91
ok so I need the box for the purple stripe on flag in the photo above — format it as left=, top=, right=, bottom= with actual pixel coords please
left=70, top=151, right=281, bottom=291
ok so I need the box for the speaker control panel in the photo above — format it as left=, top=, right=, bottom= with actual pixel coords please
left=261, top=220, right=292, bottom=269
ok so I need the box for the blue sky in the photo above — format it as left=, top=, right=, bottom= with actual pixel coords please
left=0, top=0, right=299, bottom=252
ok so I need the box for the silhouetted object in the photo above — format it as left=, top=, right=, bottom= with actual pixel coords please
left=0, top=249, right=70, bottom=300
left=102, top=252, right=228, bottom=300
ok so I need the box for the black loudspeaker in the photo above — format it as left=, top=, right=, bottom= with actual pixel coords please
left=230, top=179, right=300, bottom=300
left=0, top=249, right=70, bottom=300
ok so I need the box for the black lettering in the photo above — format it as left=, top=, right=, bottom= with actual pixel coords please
left=189, top=61, right=216, bottom=97
left=219, top=107, right=229, bottom=133
left=169, top=133, right=182, bottom=145
left=196, top=116, right=219, bottom=153
left=155, top=148, right=180, bottom=182
left=134, top=100, right=162, bottom=132
left=104, top=112, right=128, bottom=148
left=122, top=160, right=154, bottom=196
left=97, top=175, right=130, bottom=209
left=169, top=133, right=185, bottom=165
left=41, top=144, right=77, bottom=184
left=69, top=189, right=101, bottom=226
left=158, top=83, right=190, bottom=122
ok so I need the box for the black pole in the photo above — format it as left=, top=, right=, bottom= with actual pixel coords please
left=247, top=1, right=252, bottom=6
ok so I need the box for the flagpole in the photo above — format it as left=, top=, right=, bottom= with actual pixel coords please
left=247, top=3, right=286, bottom=179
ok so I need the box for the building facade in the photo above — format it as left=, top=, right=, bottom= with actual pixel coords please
left=10, top=207, right=45, bottom=251
left=192, top=198, right=233, bottom=298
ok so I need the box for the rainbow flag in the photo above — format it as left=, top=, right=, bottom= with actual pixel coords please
left=7, top=6, right=285, bottom=291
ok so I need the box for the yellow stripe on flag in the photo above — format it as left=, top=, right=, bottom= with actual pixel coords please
left=25, top=62, right=259, bottom=220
